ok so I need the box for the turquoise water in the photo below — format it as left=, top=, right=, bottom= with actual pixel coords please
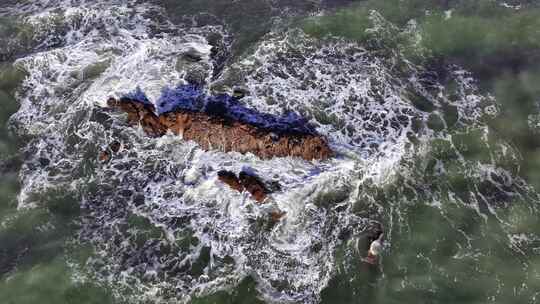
left=1, top=1, right=540, bottom=303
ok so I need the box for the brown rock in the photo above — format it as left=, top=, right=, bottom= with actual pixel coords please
left=99, top=151, right=110, bottom=162
left=217, top=170, right=271, bottom=203
left=107, top=98, right=166, bottom=137
left=217, top=170, right=244, bottom=192
left=270, top=211, right=286, bottom=223
left=107, top=97, right=333, bottom=161
left=239, top=171, right=269, bottom=203
left=217, top=169, right=286, bottom=223
left=99, top=141, right=122, bottom=162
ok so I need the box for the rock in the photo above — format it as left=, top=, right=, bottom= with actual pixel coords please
left=98, top=151, right=108, bottom=162
left=217, top=170, right=244, bottom=192
left=217, top=170, right=270, bottom=203
left=107, top=98, right=165, bottom=137
left=106, top=86, right=333, bottom=161
left=270, top=210, right=286, bottom=223
left=218, top=169, right=286, bottom=223
left=110, top=98, right=333, bottom=160
left=239, top=171, right=269, bottom=203
left=99, top=141, right=122, bottom=162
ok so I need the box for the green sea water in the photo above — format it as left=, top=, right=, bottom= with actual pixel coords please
left=1, top=1, right=540, bottom=303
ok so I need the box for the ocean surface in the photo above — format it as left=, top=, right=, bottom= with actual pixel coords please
left=1, top=1, right=540, bottom=303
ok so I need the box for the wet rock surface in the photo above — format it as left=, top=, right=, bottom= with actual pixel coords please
left=217, top=169, right=286, bottom=224
left=107, top=98, right=166, bottom=137
left=217, top=170, right=244, bottom=193
left=106, top=87, right=333, bottom=161
left=159, top=110, right=333, bottom=160
left=238, top=171, right=268, bottom=203
left=98, top=141, right=122, bottom=162
left=217, top=169, right=270, bottom=203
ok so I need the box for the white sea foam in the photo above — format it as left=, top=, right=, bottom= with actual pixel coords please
left=5, top=0, right=539, bottom=303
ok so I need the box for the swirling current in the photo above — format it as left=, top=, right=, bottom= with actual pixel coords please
left=1, top=1, right=539, bottom=303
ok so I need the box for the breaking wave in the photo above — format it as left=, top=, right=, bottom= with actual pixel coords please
left=4, top=1, right=539, bottom=303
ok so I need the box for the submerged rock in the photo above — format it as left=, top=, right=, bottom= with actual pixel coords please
left=107, top=85, right=333, bottom=161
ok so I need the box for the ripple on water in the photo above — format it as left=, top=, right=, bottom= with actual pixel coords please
left=4, top=0, right=540, bottom=303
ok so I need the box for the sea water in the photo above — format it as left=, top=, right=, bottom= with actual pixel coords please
left=0, top=1, right=539, bottom=303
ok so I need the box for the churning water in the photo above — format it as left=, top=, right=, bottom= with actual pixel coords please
left=1, top=0, right=539, bottom=303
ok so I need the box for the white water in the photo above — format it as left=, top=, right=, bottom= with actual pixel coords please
left=4, top=0, right=539, bottom=303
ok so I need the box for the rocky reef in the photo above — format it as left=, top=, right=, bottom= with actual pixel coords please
left=107, top=85, right=333, bottom=161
